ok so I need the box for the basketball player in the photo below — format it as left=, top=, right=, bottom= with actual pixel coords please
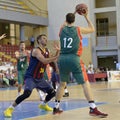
left=53, top=11, right=108, bottom=117
left=15, top=41, right=30, bottom=96
left=4, top=34, right=60, bottom=117
left=16, top=41, right=51, bottom=103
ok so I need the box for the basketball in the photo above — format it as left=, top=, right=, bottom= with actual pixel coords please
left=75, top=3, right=88, bottom=15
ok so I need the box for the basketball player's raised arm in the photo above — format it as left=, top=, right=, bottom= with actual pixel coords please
left=61, top=21, right=67, bottom=28
left=80, top=14, right=95, bottom=34
left=0, top=33, right=6, bottom=40
left=59, top=21, right=67, bottom=36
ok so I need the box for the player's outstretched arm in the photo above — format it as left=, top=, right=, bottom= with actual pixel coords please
left=80, top=14, right=95, bottom=34
left=0, top=33, right=6, bottom=40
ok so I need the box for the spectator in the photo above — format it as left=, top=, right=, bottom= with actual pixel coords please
left=88, top=62, right=94, bottom=70
left=30, top=35, right=35, bottom=46
left=87, top=67, right=94, bottom=74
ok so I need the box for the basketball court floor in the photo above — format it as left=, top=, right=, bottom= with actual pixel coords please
left=0, top=81, right=120, bottom=120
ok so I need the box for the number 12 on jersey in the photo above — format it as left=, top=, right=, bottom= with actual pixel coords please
left=63, top=37, right=73, bottom=48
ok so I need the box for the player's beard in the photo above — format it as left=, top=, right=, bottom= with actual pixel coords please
left=42, top=42, right=47, bottom=47
left=43, top=43, right=47, bottom=47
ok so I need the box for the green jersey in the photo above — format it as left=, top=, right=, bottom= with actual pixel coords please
left=17, top=56, right=28, bottom=71
left=58, top=26, right=84, bottom=84
left=60, top=26, right=80, bottom=54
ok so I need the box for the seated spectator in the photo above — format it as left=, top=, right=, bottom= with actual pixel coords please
left=88, top=62, right=94, bottom=70
left=2, top=71, right=9, bottom=87
left=87, top=67, right=94, bottom=74
left=6, top=69, right=17, bottom=86
left=94, top=68, right=102, bottom=73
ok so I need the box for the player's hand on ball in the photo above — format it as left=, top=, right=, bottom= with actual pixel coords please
left=75, top=3, right=88, bottom=16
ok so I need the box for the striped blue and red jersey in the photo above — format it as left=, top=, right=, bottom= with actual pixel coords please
left=24, top=47, right=49, bottom=79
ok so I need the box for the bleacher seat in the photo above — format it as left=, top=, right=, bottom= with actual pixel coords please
left=0, top=0, right=34, bottom=14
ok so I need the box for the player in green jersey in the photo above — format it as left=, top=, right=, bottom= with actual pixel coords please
left=53, top=11, right=108, bottom=118
left=15, top=41, right=30, bottom=96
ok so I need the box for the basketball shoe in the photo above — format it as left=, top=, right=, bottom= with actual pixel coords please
left=53, top=107, right=63, bottom=115
left=39, top=104, right=53, bottom=111
left=4, top=107, right=14, bottom=117
left=63, top=92, right=69, bottom=97
left=89, top=107, right=108, bottom=118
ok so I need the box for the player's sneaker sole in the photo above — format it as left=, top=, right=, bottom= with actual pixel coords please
left=53, top=107, right=63, bottom=115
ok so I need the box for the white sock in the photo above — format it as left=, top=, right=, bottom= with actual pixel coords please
left=9, top=105, right=15, bottom=109
left=38, top=90, right=46, bottom=101
left=56, top=84, right=58, bottom=90
left=55, top=101, right=60, bottom=108
left=64, top=88, right=68, bottom=93
left=18, top=92, right=21, bottom=96
left=89, top=103, right=96, bottom=109
left=40, top=101, right=46, bottom=105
